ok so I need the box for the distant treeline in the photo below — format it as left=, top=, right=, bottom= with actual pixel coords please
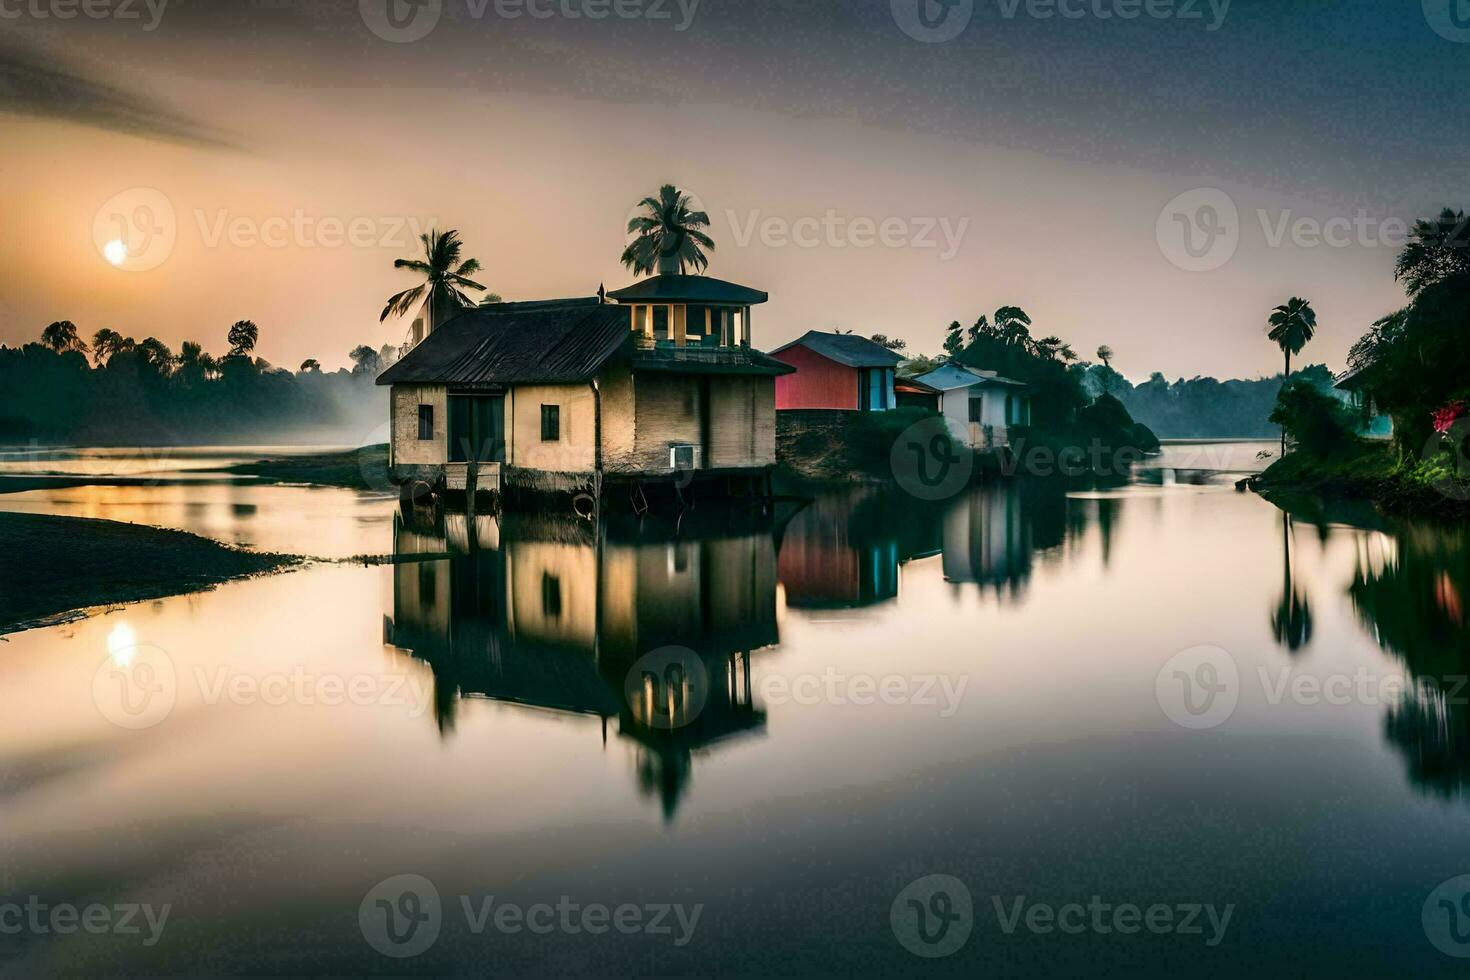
left=1, top=322, right=392, bottom=445
left=1075, top=363, right=1337, bottom=440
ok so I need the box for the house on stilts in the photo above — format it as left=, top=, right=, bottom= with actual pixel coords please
left=378, top=274, right=795, bottom=508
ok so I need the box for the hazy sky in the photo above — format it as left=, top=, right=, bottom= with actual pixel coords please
left=1, top=0, right=1466, bottom=378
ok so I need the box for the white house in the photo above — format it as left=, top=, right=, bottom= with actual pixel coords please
left=914, top=363, right=1030, bottom=449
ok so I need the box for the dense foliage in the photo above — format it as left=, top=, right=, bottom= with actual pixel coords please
left=941, top=308, right=1158, bottom=460
left=0, top=328, right=390, bottom=445
left=1268, top=378, right=1356, bottom=457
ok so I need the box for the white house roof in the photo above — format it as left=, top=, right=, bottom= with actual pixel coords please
left=915, top=363, right=1027, bottom=391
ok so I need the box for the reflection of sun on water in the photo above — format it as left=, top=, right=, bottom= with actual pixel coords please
left=103, top=239, right=128, bottom=266
left=107, top=622, right=138, bottom=666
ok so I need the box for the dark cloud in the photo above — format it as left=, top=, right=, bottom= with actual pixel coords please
left=0, top=43, right=237, bottom=149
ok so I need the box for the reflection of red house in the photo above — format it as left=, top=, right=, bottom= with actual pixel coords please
left=772, top=331, right=903, bottom=411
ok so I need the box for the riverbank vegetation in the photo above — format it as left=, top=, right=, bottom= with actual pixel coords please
left=1254, top=208, right=1470, bottom=516
left=0, top=320, right=389, bottom=445
left=0, top=512, right=297, bottom=634
left=938, top=307, right=1160, bottom=462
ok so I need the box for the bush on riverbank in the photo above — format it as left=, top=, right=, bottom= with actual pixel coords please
left=1252, top=440, right=1470, bottom=518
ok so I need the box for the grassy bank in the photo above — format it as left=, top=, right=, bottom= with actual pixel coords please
left=220, top=444, right=389, bottom=491
left=0, top=512, right=298, bottom=634
left=1250, top=440, right=1470, bottom=518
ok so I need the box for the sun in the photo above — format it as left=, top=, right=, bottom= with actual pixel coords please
left=103, top=238, right=128, bottom=266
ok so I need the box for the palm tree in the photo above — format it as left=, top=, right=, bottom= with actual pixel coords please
left=1097, top=345, right=1114, bottom=369
left=381, top=229, right=487, bottom=331
left=41, top=320, right=87, bottom=354
left=992, top=306, right=1033, bottom=350
left=91, top=328, right=124, bottom=365
left=1033, top=336, right=1077, bottom=362
left=227, top=320, right=259, bottom=357
left=1395, top=208, right=1470, bottom=298
left=136, top=337, right=174, bottom=373
left=300, top=358, right=321, bottom=373
left=1267, top=297, right=1318, bottom=455
left=621, top=184, right=715, bottom=276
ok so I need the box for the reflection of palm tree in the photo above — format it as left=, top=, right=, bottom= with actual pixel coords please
left=1270, top=512, right=1313, bottom=652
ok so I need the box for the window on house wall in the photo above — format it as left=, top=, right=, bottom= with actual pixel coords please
left=968, top=393, right=984, bottom=423
left=541, top=404, right=560, bottom=442
left=652, top=306, right=669, bottom=342
left=417, top=404, right=434, bottom=440
left=541, top=572, right=562, bottom=619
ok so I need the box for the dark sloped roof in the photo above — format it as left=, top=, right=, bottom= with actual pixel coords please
left=770, top=330, right=905, bottom=369
left=377, top=299, right=631, bottom=386
left=894, top=374, right=942, bottom=394
left=607, top=275, right=768, bottom=305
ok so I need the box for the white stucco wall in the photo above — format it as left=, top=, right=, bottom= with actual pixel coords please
left=940, top=382, right=1026, bottom=448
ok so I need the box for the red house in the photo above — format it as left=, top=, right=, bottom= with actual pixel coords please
left=771, top=331, right=903, bottom=411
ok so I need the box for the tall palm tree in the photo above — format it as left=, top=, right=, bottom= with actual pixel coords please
left=1395, top=208, right=1470, bottom=298
left=622, top=184, right=715, bottom=276
left=227, top=320, right=259, bottom=357
left=992, top=306, right=1033, bottom=350
left=1033, top=336, right=1077, bottom=362
left=90, top=328, right=130, bottom=365
left=1268, top=297, right=1318, bottom=455
left=41, top=320, right=87, bottom=354
left=381, top=229, right=488, bottom=330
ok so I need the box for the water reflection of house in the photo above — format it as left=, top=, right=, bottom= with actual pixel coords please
left=384, top=508, right=779, bottom=819
left=941, top=485, right=1033, bottom=596
left=778, top=492, right=900, bottom=609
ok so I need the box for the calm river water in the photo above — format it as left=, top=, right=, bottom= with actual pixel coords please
left=3, top=442, right=1470, bottom=975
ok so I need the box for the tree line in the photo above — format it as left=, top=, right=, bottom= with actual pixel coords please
left=1, top=320, right=394, bottom=445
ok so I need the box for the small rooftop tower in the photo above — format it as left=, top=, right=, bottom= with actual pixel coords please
left=607, top=274, right=768, bottom=352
